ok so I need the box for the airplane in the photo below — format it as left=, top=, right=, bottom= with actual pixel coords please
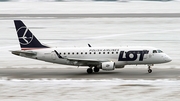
left=11, top=20, right=172, bottom=74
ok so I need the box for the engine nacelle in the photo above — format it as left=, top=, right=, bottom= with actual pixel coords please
left=114, top=61, right=126, bottom=68
left=101, top=62, right=115, bottom=71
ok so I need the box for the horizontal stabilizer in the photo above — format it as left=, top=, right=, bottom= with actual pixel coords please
left=11, top=50, right=37, bottom=56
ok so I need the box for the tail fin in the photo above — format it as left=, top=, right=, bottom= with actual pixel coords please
left=14, top=20, right=49, bottom=50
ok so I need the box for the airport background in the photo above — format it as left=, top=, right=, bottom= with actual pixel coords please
left=0, top=0, right=180, bottom=101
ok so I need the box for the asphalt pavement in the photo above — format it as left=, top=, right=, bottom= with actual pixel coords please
left=0, top=68, right=179, bottom=80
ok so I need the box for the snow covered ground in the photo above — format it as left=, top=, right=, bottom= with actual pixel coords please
left=0, top=79, right=180, bottom=101
left=0, top=1, right=180, bottom=14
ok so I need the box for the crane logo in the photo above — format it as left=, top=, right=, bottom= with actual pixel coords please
left=17, top=26, right=33, bottom=45
left=106, top=64, right=110, bottom=67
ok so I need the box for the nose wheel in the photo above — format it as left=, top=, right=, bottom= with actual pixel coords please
left=148, top=65, right=152, bottom=73
left=148, top=69, right=152, bottom=73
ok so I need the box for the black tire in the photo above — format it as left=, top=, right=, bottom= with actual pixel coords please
left=94, top=67, right=100, bottom=73
left=148, top=69, right=152, bottom=73
left=87, top=68, right=93, bottom=74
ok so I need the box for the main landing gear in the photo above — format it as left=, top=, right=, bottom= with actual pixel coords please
left=87, top=67, right=100, bottom=74
left=148, top=65, right=152, bottom=73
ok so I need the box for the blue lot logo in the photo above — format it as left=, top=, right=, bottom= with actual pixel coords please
left=118, top=50, right=149, bottom=61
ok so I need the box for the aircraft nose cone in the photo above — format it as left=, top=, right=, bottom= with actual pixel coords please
left=165, top=55, right=172, bottom=62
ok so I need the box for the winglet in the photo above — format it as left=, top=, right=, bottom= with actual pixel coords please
left=14, top=20, right=50, bottom=50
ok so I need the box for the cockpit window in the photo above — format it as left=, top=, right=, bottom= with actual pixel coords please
left=153, top=50, right=163, bottom=53
left=153, top=50, right=157, bottom=53
left=157, top=50, right=163, bottom=53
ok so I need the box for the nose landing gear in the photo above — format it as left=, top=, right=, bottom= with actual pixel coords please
left=148, top=65, right=153, bottom=73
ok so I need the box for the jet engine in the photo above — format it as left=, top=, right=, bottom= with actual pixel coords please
left=101, top=62, right=115, bottom=70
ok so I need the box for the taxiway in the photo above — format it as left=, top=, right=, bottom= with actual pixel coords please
left=0, top=68, right=179, bottom=80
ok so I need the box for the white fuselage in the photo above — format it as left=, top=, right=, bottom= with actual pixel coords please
left=17, top=46, right=172, bottom=68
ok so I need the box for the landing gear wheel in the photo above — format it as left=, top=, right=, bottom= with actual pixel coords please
left=148, top=69, right=152, bottom=73
left=87, top=68, right=93, bottom=74
left=94, top=67, right=100, bottom=73
left=148, top=65, right=153, bottom=73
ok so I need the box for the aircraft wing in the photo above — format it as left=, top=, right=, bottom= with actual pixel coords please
left=11, top=50, right=37, bottom=56
left=64, top=57, right=111, bottom=65
left=54, top=50, right=112, bottom=65
left=66, top=57, right=110, bottom=62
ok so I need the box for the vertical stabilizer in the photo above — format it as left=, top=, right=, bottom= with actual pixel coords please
left=14, top=20, right=49, bottom=50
